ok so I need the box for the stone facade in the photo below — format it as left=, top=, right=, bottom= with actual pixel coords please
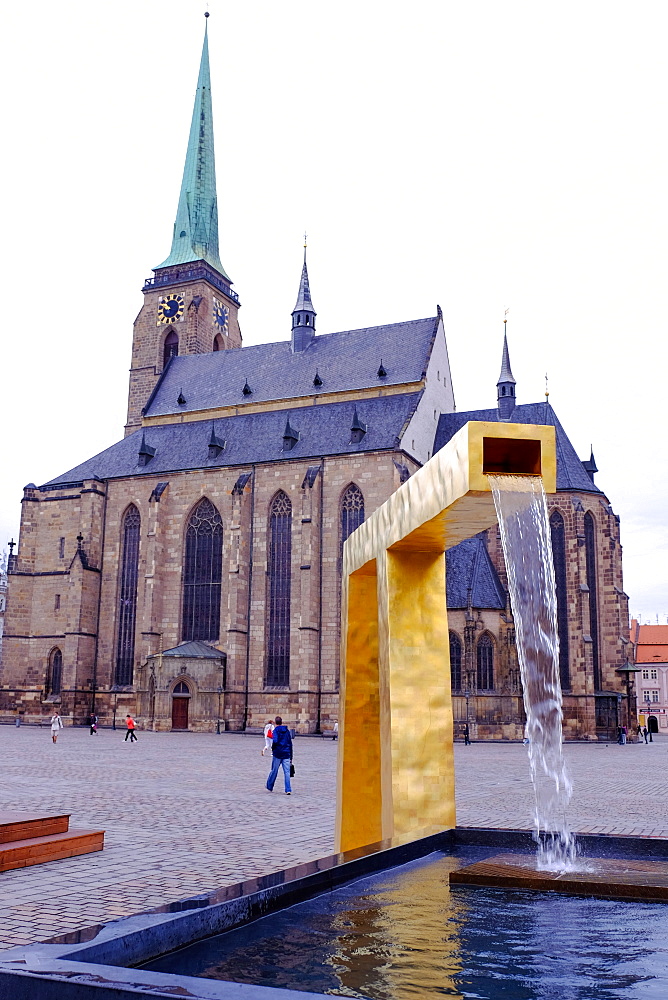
left=449, top=491, right=630, bottom=742
left=1, top=451, right=422, bottom=732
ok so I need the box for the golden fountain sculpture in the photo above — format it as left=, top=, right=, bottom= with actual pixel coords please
left=335, top=420, right=557, bottom=853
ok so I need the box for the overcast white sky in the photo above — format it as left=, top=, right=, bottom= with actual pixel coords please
left=1, top=1, right=666, bottom=621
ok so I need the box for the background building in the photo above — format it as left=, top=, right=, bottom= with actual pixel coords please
left=0, top=28, right=630, bottom=737
left=631, top=620, right=668, bottom=735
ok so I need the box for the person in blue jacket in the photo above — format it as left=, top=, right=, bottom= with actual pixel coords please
left=266, top=716, right=293, bottom=794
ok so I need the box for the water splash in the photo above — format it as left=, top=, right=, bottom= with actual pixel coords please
left=489, top=474, right=577, bottom=870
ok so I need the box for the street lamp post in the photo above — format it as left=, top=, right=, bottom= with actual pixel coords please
left=464, top=689, right=471, bottom=745
left=616, top=660, right=642, bottom=744
left=217, top=685, right=223, bottom=734
left=112, top=689, right=119, bottom=731
left=645, top=694, right=654, bottom=742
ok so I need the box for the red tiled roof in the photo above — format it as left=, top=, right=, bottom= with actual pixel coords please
left=635, top=624, right=668, bottom=643
left=634, top=624, right=668, bottom=664
left=637, top=646, right=668, bottom=663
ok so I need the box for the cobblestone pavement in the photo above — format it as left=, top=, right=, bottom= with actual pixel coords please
left=0, top=726, right=665, bottom=949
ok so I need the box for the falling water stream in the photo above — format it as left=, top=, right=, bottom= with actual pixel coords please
left=489, top=474, right=577, bottom=869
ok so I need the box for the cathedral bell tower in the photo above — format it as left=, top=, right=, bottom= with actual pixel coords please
left=125, top=15, right=241, bottom=435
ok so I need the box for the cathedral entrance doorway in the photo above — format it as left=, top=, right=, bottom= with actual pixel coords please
left=594, top=695, right=618, bottom=741
left=171, top=681, right=191, bottom=730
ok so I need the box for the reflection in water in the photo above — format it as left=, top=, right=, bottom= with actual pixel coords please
left=329, top=856, right=466, bottom=999
left=489, top=475, right=576, bottom=869
left=144, top=852, right=668, bottom=999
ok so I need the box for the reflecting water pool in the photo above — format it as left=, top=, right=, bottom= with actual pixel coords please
left=143, top=852, right=668, bottom=999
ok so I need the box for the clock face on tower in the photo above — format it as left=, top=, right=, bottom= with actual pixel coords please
left=213, top=297, right=229, bottom=334
left=156, top=293, right=185, bottom=325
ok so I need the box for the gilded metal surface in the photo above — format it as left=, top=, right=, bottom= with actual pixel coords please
left=336, top=420, right=557, bottom=853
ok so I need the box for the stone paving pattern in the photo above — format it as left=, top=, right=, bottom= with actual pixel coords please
left=0, top=726, right=665, bottom=949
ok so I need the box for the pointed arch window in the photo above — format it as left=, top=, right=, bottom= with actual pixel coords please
left=449, top=632, right=462, bottom=691
left=477, top=634, right=494, bottom=690
left=163, top=329, right=179, bottom=368
left=340, top=484, right=365, bottom=553
left=584, top=512, right=600, bottom=689
left=47, top=648, right=63, bottom=696
left=266, top=491, right=292, bottom=687
left=115, top=505, right=141, bottom=686
left=182, top=498, right=223, bottom=642
left=550, top=509, right=570, bottom=690
left=213, top=334, right=223, bottom=352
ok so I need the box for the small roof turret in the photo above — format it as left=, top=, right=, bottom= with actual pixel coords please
left=138, top=433, right=156, bottom=467
left=291, top=242, right=317, bottom=352
left=496, top=320, right=516, bottom=420
left=282, top=416, right=300, bottom=451
left=582, top=446, right=598, bottom=483
left=350, top=406, right=367, bottom=444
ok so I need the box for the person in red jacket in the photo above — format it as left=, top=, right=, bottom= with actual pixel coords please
left=261, top=720, right=273, bottom=756
left=124, top=715, right=138, bottom=742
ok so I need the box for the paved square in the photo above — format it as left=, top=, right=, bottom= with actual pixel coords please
left=0, top=725, right=664, bottom=949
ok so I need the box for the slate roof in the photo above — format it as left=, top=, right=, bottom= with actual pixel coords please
left=446, top=535, right=506, bottom=609
left=434, top=402, right=602, bottom=494
left=144, top=316, right=438, bottom=418
left=152, top=641, right=226, bottom=659
left=44, top=393, right=422, bottom=487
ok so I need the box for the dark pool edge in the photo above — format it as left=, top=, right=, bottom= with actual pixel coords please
left=2, top=825, right=668, bottom=999
left=454, top=826, right=668, bottom=858
left=0, top=827, right=454, bottom=1000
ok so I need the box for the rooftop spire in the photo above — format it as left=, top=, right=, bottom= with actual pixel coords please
left=156, top=16, right=229, bottom=278
left=291, top=238, right=317, bottom=352
left=497, top=318, right=516, bottom=420
left=293, top=236, right=315, bottom=313
left=497, top=322, right=516, bottom=387
left=583, top=446, right=598, bottom=484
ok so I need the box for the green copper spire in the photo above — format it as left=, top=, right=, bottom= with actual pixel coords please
left=156, top=19, right=229, bottom=278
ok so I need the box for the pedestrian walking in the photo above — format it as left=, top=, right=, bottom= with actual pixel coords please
left=332, top=721, right=338, bottom=741
left=266, top=716, right=293, bottom=794
left=261, top=720, right=273, bottom=756
left=124, top=715, right=138, bottom=742
left=621, top=726, right=627, bottom=745
left=89, top=713, right=98, bottom=735
left=643, top=726, right=649, bottom=744
left=636, top=724, right=642, bottom=743
left=50, top=712, right=63, bottom=744
left=464, top=723, right=471, bottom=746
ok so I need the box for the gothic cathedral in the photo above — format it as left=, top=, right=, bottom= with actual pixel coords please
left=1, top=26, right=631, bottom=739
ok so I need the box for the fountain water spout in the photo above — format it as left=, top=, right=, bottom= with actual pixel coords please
left=490, top=473, right=576, bottom=869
